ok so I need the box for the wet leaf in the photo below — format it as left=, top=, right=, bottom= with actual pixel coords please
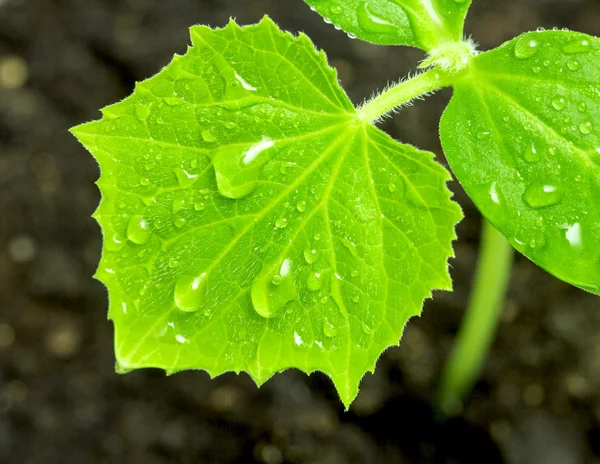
left=303, top=0, right=472, bottom=50
left=440, top=30, right=600, bottom=295
left=72, top=17, right=461, bottom=407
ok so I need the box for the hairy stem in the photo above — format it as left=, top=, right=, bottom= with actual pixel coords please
left=436, top=219, right=514, bottom=416
left=358, top=68, right=454, bottom=124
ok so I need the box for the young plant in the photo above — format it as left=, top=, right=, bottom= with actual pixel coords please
left=71, top=0, right=600, bottom=410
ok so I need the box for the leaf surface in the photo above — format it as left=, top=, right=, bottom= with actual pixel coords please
left=72, top=17, right=461, bottom=406
left=440, top=30, right=600, bottom=294
left=303, top=0, right=472, bottom=50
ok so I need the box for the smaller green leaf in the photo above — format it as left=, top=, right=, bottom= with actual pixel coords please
left=303, top=0, right=472, bottom=50
left=440, top=30, right=600, bottom=295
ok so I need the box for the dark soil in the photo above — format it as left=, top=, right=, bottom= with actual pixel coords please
left=1, top=0, right=600, bottom=462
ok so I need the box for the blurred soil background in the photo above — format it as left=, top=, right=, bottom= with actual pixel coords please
left=1, top=0, right=600, bottom=462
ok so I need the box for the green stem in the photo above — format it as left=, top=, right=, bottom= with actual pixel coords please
left=436, top=219, right=514, bottom=416
left=358, top=68, right=454, bottom=124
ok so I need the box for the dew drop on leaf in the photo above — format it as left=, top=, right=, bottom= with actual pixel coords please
left=174, top=167, right=198, bottom=188
left=579, top=121, right=593, bottom=135
left=303, top=248, right=319, bottom=264
left=567, top=58, right=581, bottom=71
left=565, top=222, right=582, bottom=248
left=323, top=319, right=339, bottom=337
left=127, top=215, right=150, bottom=245
left=523, top=182, right=564, bottom=209
left=524, top=142, right=540, bottom=163
left=356, top=2, right=397, bottom=35
left=174, top=273, right=208, bottom=312
left=275, top=217, right=288, bottom=229
left=578, top=101, right=588, bottom=112
left=514, top=36, right=539, bottom=59
left=329, top=5, right=342, bottom=14
left=307, top=272, right=324, bottom=292
left=202, top=130, right=217, bottom=142
left=251, top=259, right=297, bottom=318
left=552, top=97, right=567, bottom=111
left=562, top=39, right=591, bottom=55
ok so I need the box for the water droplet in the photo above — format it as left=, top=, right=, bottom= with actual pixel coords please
left=329, top=5, right=342, bottom=14
left=212, top=138, right=275, bottom=199
left=127, top=215, right=150, bottom=244
left=140, top=177, right=151, bottom=186
left=174, top=168, right=198, bottom=188
left=293, top=331, right=304, bottom=346
left=565, top=223, right=582, bottom=248
left=356, top=2, right=397, bottom=34
left=106, top=232, right=125, bottom=252
left=578, top=101, right=588, bottom=112
left=202, top=130, right=217, bottom=143
left=251, top=259, right=297, bottom=318
left=362, top=322, right=375, bottom=335
left=524, top=142, right=540, bottom=163
left=234, top=72, right=257, bottom=91
left=168, top=258, right=179, bottom=268
left=552, top=97, right=567, bottom=111
left=477, top=131, right=491, bottom=140
left=567, top=58, right=581, bottom=71
left=388, top=182, right=397, bottom=192
left=352, top=295, right=359, bottom=303
left=194, top=200, right=206, bottom=211
left=341, top=237, right=359, bottom=258
left=490, top=182, right=501, bottom=205
left=307, top=272, right=324, bottom=292
left=174, top=217, right=187, bottom=228
left=323, top=319, right=339, bottom=337
left=174, top=273, right=207, bottom=312
left=304, top=248, right=319, bottom=264
left=523, top=182, right=564, bottom=208
left=275, top=217, right=288, bottom=229
left=579, top=121, right=593, bottom=135
left=532, top=66, right=541, bottom=74
left=562, top=39, right=591, bottom=55
left=296, top=200, right=307, bottom=213
left=514, top=36, right=539, bottom=59
left=172, top=196, right=185, bottom=213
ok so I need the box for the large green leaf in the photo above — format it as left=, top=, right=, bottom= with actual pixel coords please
left=72, top=17, right=461, bottom=407
left=440, top=30, right=600, bottom=295
left=303, top=0, right=472, bottom=50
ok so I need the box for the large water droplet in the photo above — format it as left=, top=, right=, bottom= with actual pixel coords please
left=212, top=138, right=275, bottom=199
left=251, top=259, right=297, bottom=318
left=514, top=36, right=539, bottom=59
left=562, top=39, right=591, bottom=55
left=524, top=142, right=540, bottom=163
left=307, top=272, right=324, bottom=292
left=523, top=182, right=564, bottom=208
left=356, top=2, right=397, bottom=34
left=174, top=168, right=198, bottom=188
left=174, top=273, right=207, bottom=312
left=341, top=237, right=359, bottom=257
left=552, top=97, right=567, bottom=111
left=323, top=319, right=339, bottom=337
left=127, top=215, right=150, bottom=244
left=303, top=248, right=319, bottom=264
left=565, top=222, right=582, bottom=248
left=579, top=121, right=593, bottom=135
left=202, top=130, right=217, bottom=143
left=567, top=58, right=581, bottom=71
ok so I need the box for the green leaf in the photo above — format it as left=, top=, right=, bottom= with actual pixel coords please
left=440, top=30, right=600, bottom=295
left=71, top=16, right=461, bottom=407
left=303, top=0, right=472, bottom=50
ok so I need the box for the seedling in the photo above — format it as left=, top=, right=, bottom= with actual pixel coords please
left=71, top=0, right=600, bottom=411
